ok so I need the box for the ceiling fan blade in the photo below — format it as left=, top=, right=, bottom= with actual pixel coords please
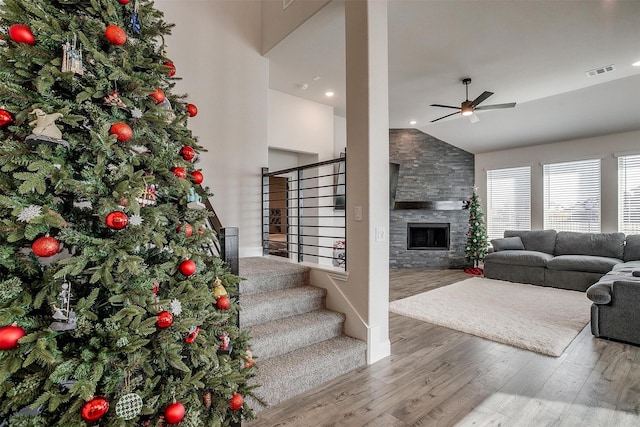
left=470, top=91, right=494, bottom=107
left=431, top=111, right=460, bottom=122
left=475, top=102, right=517, bottom=110
left=430, top=104, right=460, bottom=110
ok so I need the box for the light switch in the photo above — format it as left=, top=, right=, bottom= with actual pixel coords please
left=354, top=206, right=363, bottom=221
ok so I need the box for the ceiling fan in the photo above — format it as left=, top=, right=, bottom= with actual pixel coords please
left=430, top=78, right=516, bottom=123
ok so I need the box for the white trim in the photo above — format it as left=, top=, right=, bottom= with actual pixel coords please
left=614, top=149, right=640, bottom=158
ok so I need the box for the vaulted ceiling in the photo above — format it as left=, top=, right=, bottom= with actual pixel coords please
left=265, top=0, right=640, bottom=154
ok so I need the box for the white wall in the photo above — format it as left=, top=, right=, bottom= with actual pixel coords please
left=268, top=89, right=335, bottom=160
left=261, top=0, right=330, bottom=54
left=334, top=115, right=347, bottom=156
left=475, top=130, right=640, bottom=233
left=156, top=0, right=269, bottom=257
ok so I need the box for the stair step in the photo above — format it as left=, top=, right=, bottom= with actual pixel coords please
left=250, top=336, right=367, bottom=408
left=239, top=257, right=309, bottom=295
left=247, top=310, right=345, bottom=360
left=240, top=286, right=326, bottom=328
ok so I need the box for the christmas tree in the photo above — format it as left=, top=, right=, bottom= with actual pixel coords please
left=464, top=188, right=489, bottom=274
left=0, top=0, right=255, bottom=425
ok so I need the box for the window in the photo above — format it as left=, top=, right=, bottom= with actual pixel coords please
left=543, top=159, right=601, bottom=232
left=619, top=154, right=640, bottom=234
left=486, top=166, right=531, bottom=240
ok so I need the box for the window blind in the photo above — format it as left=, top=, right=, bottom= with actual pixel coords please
left=543, top=159, right=601, bottom=232
left=618, top=154, right=640, bottom=234
left=486, top=166, right=531, bottom=240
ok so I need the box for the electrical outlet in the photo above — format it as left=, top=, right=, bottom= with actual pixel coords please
left=376, top=227, right=386, bottom=242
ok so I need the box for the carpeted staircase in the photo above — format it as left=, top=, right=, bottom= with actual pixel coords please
left=239, top=257, right=366, bottom=414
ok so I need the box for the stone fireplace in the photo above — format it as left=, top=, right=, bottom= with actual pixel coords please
left=390, top=129, right=474, bottom=269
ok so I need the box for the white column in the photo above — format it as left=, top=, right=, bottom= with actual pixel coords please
left=344, top=0, right=390, bottom=364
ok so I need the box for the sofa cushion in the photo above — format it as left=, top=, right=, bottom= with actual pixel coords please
left=546, top=255, right=622, bottom=274
left=624, top=234, right=640, bottom=261
left=554, top=231, right=625, bottom=259
left=491, top=236, right=525, bottom=252
left=612, top=260, right=640, bottom=272
left=484, top=250, right=553, bottom=267
left=587, top=282, right=612, bottom=304
left=504, top=230, right=557, bottom=254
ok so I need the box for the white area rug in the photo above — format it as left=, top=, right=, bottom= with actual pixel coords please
left=389, top=277, right=592, bottom=357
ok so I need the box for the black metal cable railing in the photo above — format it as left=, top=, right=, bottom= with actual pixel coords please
left=262, top=155, right=346, bottom=269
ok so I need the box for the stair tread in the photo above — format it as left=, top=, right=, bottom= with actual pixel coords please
left=248, top=309, right=344, bottom=337
left=239, top=256, right=309, bottom=277
left=240, top=286, right=326, bottom=327
left=251, top=336, right=366, bottom=406
left=241, top=285, right=325, bottom=306
left=247, top=310, right=345, bottom=360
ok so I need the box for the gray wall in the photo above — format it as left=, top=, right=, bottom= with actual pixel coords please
left=390, top=129, right=475, bottom=268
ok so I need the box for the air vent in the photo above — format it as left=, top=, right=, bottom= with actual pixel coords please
left=283, top=0, right=294, bottom=9
left=585, top=64, right=615, bottom=77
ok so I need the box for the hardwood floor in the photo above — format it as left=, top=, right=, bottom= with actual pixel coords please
left=247, top=269, right=640, bottom=427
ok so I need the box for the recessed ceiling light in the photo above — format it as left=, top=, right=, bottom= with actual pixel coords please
left=633, top=60, right=640, bottom=67
left=324, top=91, right=334, bottom=97
left=312, top=76, right=321, bottom=81
left=409, top=120, right=417, bottom=125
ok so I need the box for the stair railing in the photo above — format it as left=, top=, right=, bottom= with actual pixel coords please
left=196, top=187, right=239, bottom=275
left=261, top=155, right=346, bottom=269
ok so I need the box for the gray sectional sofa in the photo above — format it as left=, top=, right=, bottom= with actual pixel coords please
left=484, top=230, right=640, bottom=345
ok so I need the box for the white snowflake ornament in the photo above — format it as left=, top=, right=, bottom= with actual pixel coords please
left=17, top=205, right=43, bottom=222
left=129, top=214, right=144, bottom=226
left=131, top=107, right=143, bottom=118
left=170, top=298, right=182, bottom=316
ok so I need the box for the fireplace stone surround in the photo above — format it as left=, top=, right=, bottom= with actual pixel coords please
left=390, top=129, right=475, bottom=269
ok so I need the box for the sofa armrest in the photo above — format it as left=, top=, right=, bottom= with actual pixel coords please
left=587, top=282, right=612, bottom=304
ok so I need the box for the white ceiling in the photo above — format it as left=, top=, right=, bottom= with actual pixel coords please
left=265, top=0, right=640, bottom=154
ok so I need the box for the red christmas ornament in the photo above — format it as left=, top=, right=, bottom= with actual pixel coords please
left=156, top=311, right=174, bottom=329
left=179, top=260, right=196, bottom=276
left=0, top=324, right=26, bottom=350
left=180, top=146, right=195, bottom=161
left=81, top=396, right=110, bottom=422
left=118, top=0, right=130, bottom=4
left=177, top=222, right=193, bottom=237
left=110, top=122, right=133, bottom=142
left=32, top=236, right=60, bottom=257
left=105, top=24, right=126, bottom=45
left=185, top=326, right=200, bottom=344
left=191, top=171, right=204, bottom=185
left=150, top=88, right=165, bottom=104
left=164, top=61, right=176, bottom=77
left=216, top=295, right=231, bottom=311
left=105, top=211, right=128, bottom=230
left=9, top=24, right=35, bottom=45
left=172, top=167, right=187, bottom=179
left=229, top=393, right=243, bottom=411
left=164, top=402, right=185, bottom=424
left=186, top=103, right=198, bottom=117
left=0, top=108, right=15, bottom=129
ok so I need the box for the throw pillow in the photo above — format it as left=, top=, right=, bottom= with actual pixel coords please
left=491, top=236, right=525, bottom=252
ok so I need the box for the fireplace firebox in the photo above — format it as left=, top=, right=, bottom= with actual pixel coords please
left=407, top=223, right=450, bottom=250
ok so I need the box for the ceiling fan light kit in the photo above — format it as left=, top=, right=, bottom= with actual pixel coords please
left=430, top=77, right=516, bottom=122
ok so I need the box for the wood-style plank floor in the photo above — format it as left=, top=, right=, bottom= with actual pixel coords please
left=247, top=269, right=640, bottom=427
